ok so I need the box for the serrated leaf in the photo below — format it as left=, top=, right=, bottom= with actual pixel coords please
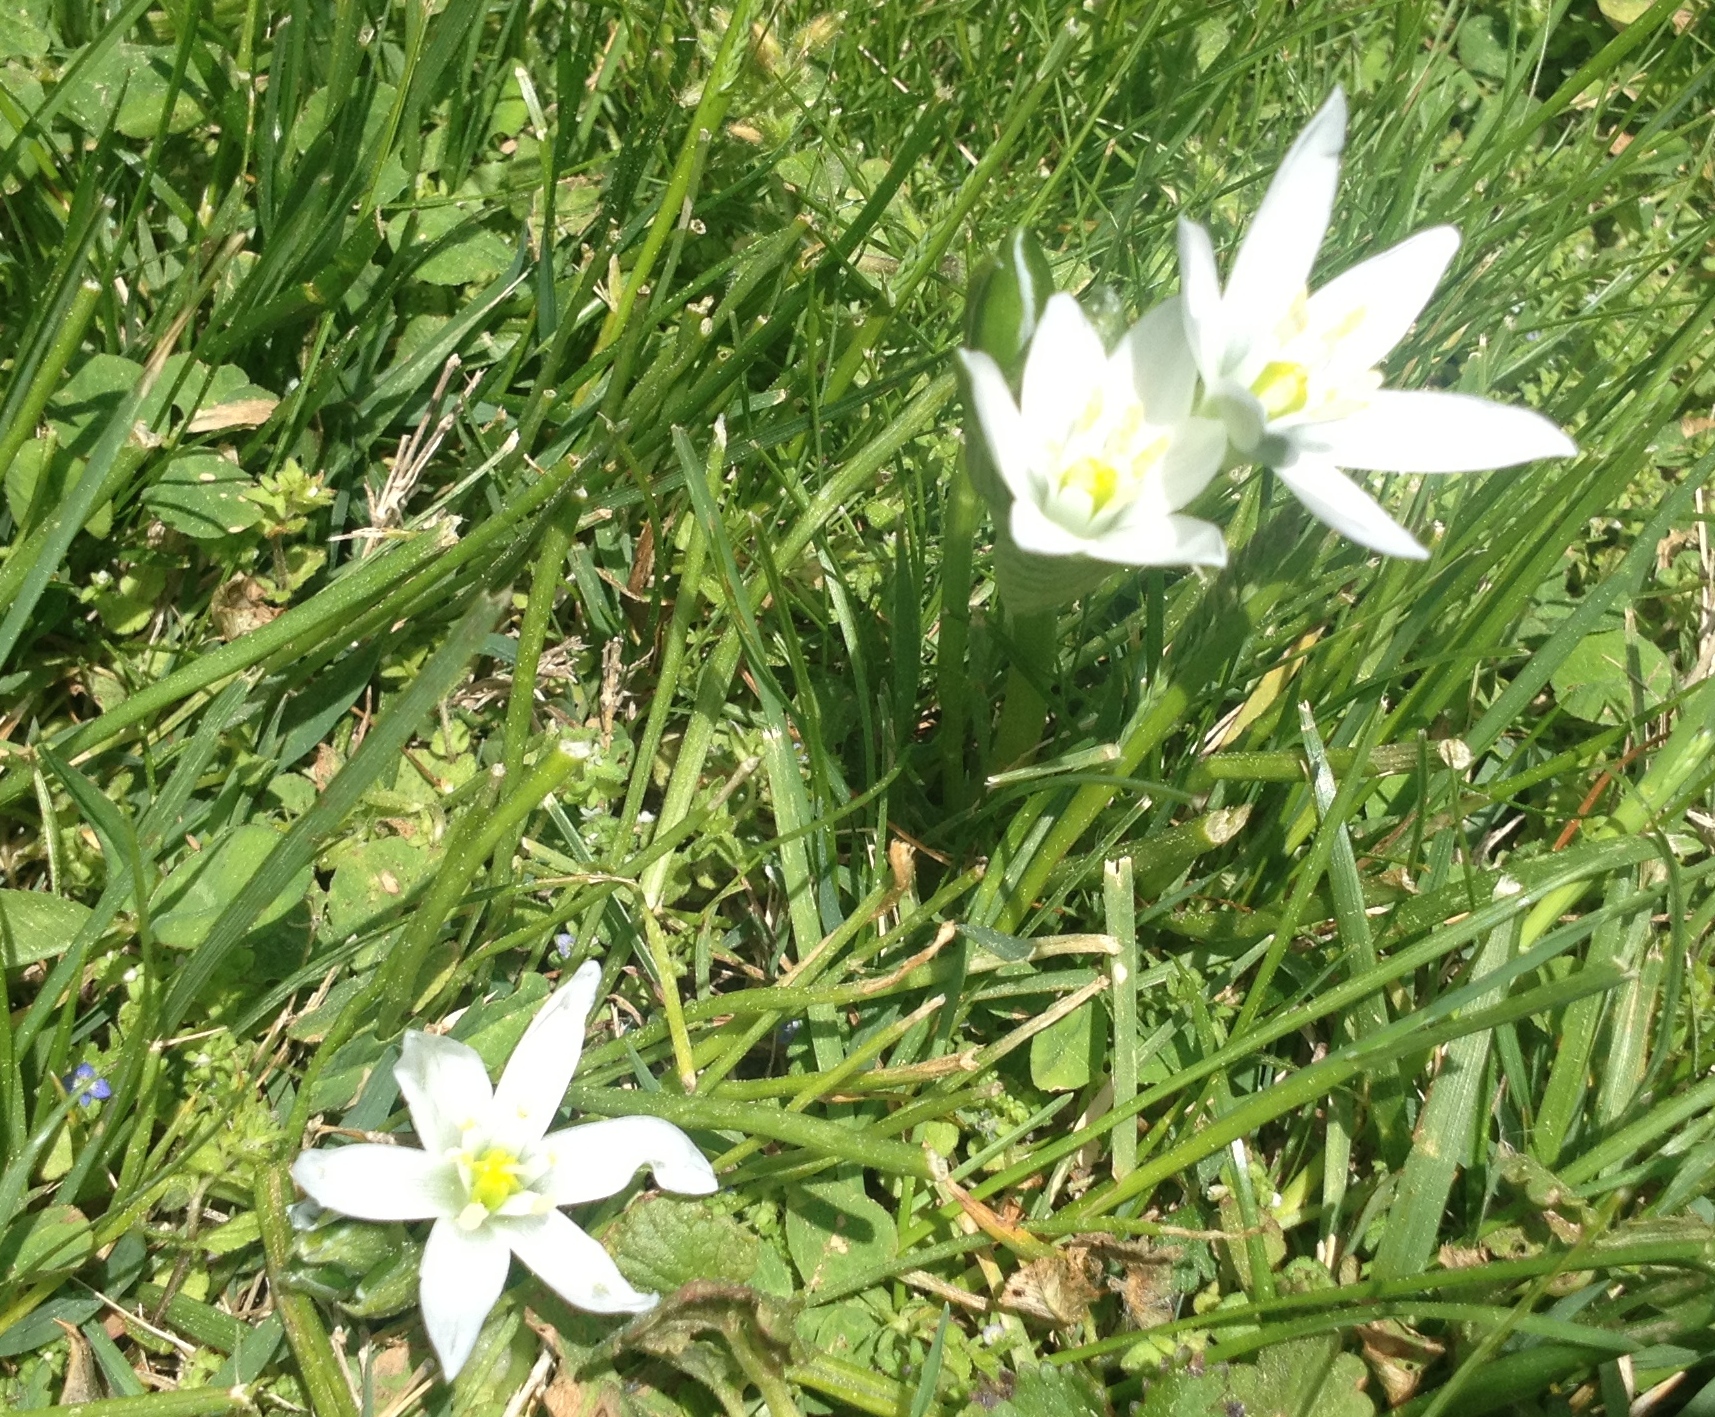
left=1136, top=1339, right=1373, bottom=1417
left=606, top=1196, right=760, bottom=1294
left=324, top=835, right=437, bottom=941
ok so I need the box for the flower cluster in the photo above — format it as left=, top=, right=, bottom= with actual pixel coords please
left=962, top=89, right=1575, bottom=578
left=290, top=962, right=716, bottom=1379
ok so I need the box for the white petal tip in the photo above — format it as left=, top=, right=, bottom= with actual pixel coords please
left=662, top=1165, right=719, bottom=1196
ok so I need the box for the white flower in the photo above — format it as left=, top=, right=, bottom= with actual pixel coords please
left=960, top=293, right=1229, bottom=569
left=1176, top=88, right=1577, bottom=559
left=290, top=962, right=716, bottom=1379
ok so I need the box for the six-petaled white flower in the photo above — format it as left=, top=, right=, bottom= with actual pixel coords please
left=290, top=961, right=716, bottom=1380
left=960, top=293, right=1229, bottom=569
left=1175, top=88, right=1577, bottom=558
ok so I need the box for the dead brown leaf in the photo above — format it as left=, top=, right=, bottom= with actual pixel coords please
left=1000, top=1244, right=1103, bottom=1327
left=210, top=575, right=280, bottom=641
left=186, top=398, right=279, bottom=433
left=1358, top=1318, right=1446, bottom=1408
left=56, top=1319, right=103, bottom=1404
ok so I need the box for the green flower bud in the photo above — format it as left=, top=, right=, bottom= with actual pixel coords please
left=294, top=1218, right=405, bottom=1276
left=963, top=228, right=1054, bottom=383
left=960, top=229, right=1055, bottom=513
left=342, top=1242, right=423, bottom=1319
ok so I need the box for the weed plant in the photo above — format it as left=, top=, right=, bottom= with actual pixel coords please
left=2, top=0, right=1715, bottom=1413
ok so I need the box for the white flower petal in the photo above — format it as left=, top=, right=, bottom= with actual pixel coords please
left=1020, top=293, right=1109, bottom=440
left=291, top=1145, right=457, bottom=1221
left=396, top=1030, right=493, bottom=1155
left=1274, top=459, right=1427, bottom=559
left=1010, top=496, right=1095, bottom=559
left=1300, top=390, right=1577, bottom=472
left=538, top=1117, right=717, bottom=1206
left=1224, top=89, right=1347, bottom=332
left=1156, top=417, right=1229, bottom=510
left=1176, top=218, right=1226, bottom=377
left=499, top=1210, right=658, bottom=1315
left=1112, top=297, right=1197, bottom=423
left=420, top=1217, right=511, bottom=1379
left=1208, top=379, right=1268, bottom=454
left=493, top=960, right=601, bottom=1148
left=1306, top=226, right=1460, bottom=374
left=958, top=349, right=1040, bottom=503
left=1084, top=510, right=1227, bottom=568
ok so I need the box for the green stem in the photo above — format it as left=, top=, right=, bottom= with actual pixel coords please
left=560, top=1085, right=933, bottom=1178
left=992, top=575, right=1248, bottom=931
left=0, top=278, right=101, bottom=498
left=255, top=1163, right=359, bottom=1417
left=935, top=467, right=982, bottom=812
left=375, top=739, right=588, bottom=1034
left=641, top=908, right=698, bottom=1091
left=1105, top=857, right=1137, bottom=1180
left=989, top=609, right=1055, bottom=771
left=33, top=1393, right=253, bottom=1417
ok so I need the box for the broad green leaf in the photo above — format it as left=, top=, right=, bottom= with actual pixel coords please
left=1549, top=627, right=1673, bottom=723
left=0, top=15, right=49, bottom=60
left=1136, top=1339, right=1373, bottom=1417
left=606, top=1196, right=760, bottom=1293
left=0, top=1203, right=93, bottom=1280
left=323, top=835, right=438, bottom=940
left=1456, top=15, right=1510, bottom=79
left=152, top=824, right=312, bottom=949
left=56, top=42, right=204, bottom=138
left=448, top=973, right=552, bottom=1072
left=143, top=452, right=263, bottom=540
left=0, top=889, right=93, bottom=967
left=786, top=1172, right=897, bottom=1295
left=386, top=193, right=516, bottom=286
left=979, top=1362, right=1109, bottom=1417
left=1598, top=0, right=1655, bottom=24
left=0, top=1293, right=102, bottom=1358
left=1030, top=999, right=1105, bottom=1093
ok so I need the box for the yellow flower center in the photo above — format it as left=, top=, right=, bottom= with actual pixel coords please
left=467, top=1146, right=524, bottom=1213
left=1057, top=456, right=1123, bottom=516
left=1251, top=360, right=1310, bottom=420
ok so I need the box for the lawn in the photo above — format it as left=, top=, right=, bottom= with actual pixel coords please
left=3, top=0, right=1715, bottom=1413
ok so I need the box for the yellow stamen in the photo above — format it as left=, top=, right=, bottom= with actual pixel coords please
left=1251, top=361, right=1310, bottom=420
left=1130, top=436, right=1169, bottom=481
left=1057, top=456, right=1123, bottom=515
left=467, top=1146, right=524, bottom=1212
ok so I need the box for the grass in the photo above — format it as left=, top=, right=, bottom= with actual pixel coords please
left=2, top=0, right=1715, bottom=1412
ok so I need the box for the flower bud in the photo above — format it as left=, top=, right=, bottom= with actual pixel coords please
left=962, top=228, right=1054, bottom=383
left=342, top=1243, right=423, bottom=1319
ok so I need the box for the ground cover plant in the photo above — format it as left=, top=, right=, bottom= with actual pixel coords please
left=2, top=0, right=1715, bottom=1412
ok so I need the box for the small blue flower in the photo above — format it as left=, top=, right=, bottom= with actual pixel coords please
left=64, top=1062, right=112, bottom=1107
left=553, top=931, right=575, bottom=960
